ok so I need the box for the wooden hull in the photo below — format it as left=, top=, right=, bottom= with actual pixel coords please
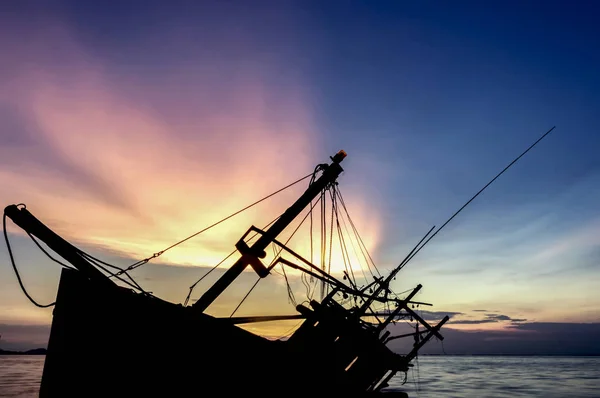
left=40, top=269, right=406, bottom=396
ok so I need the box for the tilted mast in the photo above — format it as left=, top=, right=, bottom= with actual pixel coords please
left=192, top=150, right=347, bottom=312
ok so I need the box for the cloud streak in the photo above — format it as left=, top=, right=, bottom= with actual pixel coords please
left=2, top=2, right=600, bottom=341
left=0, top=16, right=382, bottom=277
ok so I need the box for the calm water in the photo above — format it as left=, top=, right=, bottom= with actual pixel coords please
left=0, top=356, right=598, bottom=397
left=0, top=357, right=44, bottom=397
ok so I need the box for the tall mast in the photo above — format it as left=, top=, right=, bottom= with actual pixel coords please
left=193, top=150, right=347, bottom=313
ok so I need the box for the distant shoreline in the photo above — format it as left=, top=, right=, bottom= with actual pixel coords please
left=0, top=348, right=47, bottom=355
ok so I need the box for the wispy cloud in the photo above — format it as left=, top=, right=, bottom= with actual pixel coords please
left=416, top=310, right=462, bottom=321
left=449, top=312, right=527, bottom=325
left=392, top=181, right=600, bottom=322
left=2, top=3, right=600, bottom=339
left=0, top=17, right=383, bottom=275
left=0, top=15, right=389, bottom=331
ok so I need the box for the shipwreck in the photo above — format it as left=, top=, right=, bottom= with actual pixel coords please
left=4, top=127, right=554, bottom=396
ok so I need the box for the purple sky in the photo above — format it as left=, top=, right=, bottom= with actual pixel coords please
left=1, top=1, right=599, bottom=353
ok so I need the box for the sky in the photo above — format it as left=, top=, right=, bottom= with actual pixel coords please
left=1, top=0, right=599, bottom=353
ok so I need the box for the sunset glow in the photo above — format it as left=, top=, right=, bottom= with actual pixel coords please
left=0, top=20, right=381, bottom=278
left=1, top=2, right=599, bottom=355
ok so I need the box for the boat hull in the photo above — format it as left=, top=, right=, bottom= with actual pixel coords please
left=40, top=269, right=405, bottom=396
left=41, top=269, right=292, bottom=396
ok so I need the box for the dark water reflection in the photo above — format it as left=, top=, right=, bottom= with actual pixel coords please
left=0, top=356, right=598, bottom=397
left=389, top=356, right=600, bottom=397
left=0, top=356, right=44, bottom=397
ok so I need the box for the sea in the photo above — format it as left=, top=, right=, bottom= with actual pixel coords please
left=0, top=355, right=598, bottom=397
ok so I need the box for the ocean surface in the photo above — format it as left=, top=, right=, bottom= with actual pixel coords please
left=0, top=355, right=598, bottom=397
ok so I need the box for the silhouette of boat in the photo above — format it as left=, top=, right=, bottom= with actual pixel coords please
left=3, top=130, right=555, bottom=396
left=4, top=150, right=448, bottom=397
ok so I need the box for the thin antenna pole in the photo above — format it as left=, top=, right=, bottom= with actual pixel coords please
left=357, top=225, right=435, bottom=315
left=400, top=125, right=556, bottom=270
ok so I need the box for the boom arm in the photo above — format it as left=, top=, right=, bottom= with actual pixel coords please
left=4, top=205, right=115, bottom=288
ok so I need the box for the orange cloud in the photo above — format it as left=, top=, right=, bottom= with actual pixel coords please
left=0, top=20, right=383, bottom=290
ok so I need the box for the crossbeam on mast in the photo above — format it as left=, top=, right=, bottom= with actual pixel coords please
left=193, top=150, right=347, bottom=313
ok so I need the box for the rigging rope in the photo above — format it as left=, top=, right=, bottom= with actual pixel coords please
left=273, top=320, right=304, bottom=341
left=229, top=195, right=323, bottom=317
left=3, top=211, right=55, bottom=308
left=320, top=188, right=327, bottom=299
left=77, top=251, right=147, bottom=293
left=183, top=250, right=235, bottom=306
left=273, top=196, right=324, bottom=305
left=27, top=233, right=75, bottom=271
left=6, top=160, right=392, bottom=320
left=84, top=254, right=148, bottom=293
left=332, top=188, right=357, bottom=290
left=280, top=260, right=296, bottom=306
left=4, top=206, right=149, bottom=307
left=336, top=188, right=381, bottom=277
left=337, top=203, right=371, bottom=281
left=326, top=189, right=334, bottom=298
left=183, top=213, right=282, bottom=306
left=332, top=186, right=373, bottom=286
left=5, top=171, right=315, bottom=307
left=117, top=171, right=315, bottom=275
